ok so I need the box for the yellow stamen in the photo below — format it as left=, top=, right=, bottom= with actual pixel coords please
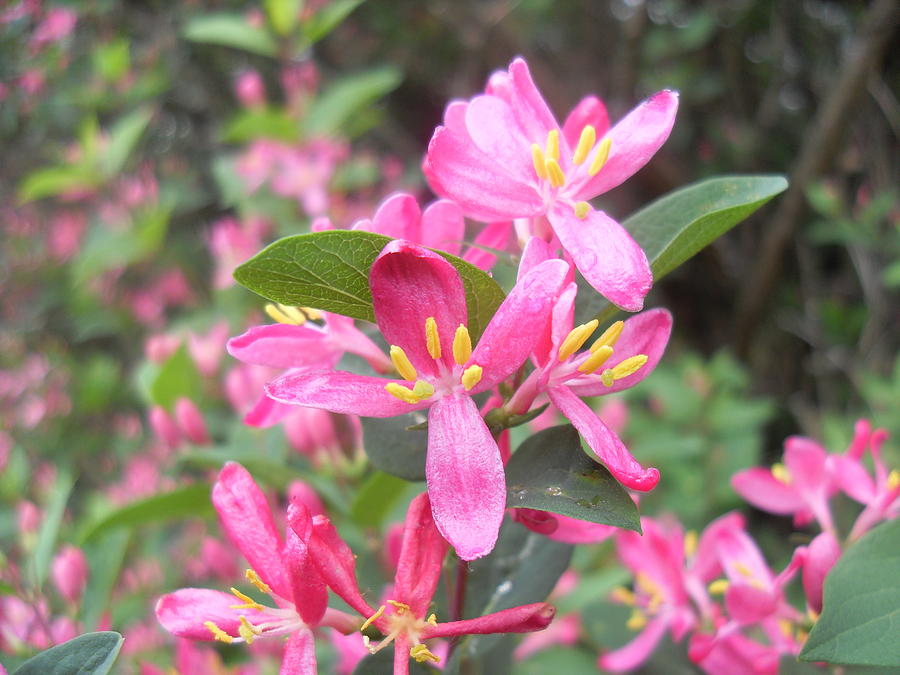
left=611, top=586, right=635, bottom=605
left=388, top=600, right=411, bottom=613
left=572, top=125, right=596, bottom=165
left=204, top=621, right=234, bottom=644
left=265, top=303, right=306, bottom=325
left=425, top=317, right=442, bottom=359
left=734, top=562, right=754, bottom=578
left=600, top=354, right=648, bottom=386
left=531, top=144, right=548, bottom=180
left=708, top=579, right=730, bottom=595
left=797, top=629, right=809, bottom=643
left=748, top=578, right=767, bottom=591
left=558, top=319, right=599, bottom=362
left=452, top=325, right=472, bottom=365
left=577, top=345, right=613, bottom=374
left=588, top=137, right=611, bottom=176
left=684, top=530, right=698, bottom=558
left=410, top=644, right=441, bottom=663
left=245, top=569, right=271, bottom=594
left=361, top=605, right=386, bottom=632
left=574, top=201, right=590, bottom=219
left=887, top=470, right=899, bottom=490
left=545, top=158, right=565, bottom=188
left=461, top=364, right=483, bottom=391
left=778, top=619, right=794, bottom=640
left=626, top=608, right=647, bottom=631
left=300, top=307, right=322, bottom=320
left=229, top=587, right=263, bottom=611
left=390, top=346, right=418, bottom=381
left=238, top=615, right=262, bottom=644
left=771, top=462, right=791, bottom=484
left=635, top=572, right=662, bottom=599
left=412, top=380, right=435, bottom=400
left=427, top=613, right=438, bottom=625
left=591, top=321, right=624, bottom=352
left=807, top=608, right=820, bottom=624
left=386, top=383, right=420, bottom=405
left=545, top=129, right=560, bottom=162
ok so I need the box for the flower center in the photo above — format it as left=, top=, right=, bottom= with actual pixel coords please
left=361, top=600, right=440, bottom=664
left=555, top=319, right=648, bottom=386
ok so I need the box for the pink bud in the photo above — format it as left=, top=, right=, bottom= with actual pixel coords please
left=51, top=545, right=88, bottom=604
left=234, top=69, right=265, bottom=108
left=174, top=397, right=210, bottom=445
left=287, top=480, right=326, bottom=517
left=148, top=406, right=181, bottom=450
left=144, top=333, right=180, bottom=363
left=16, top=500, right=41, bottom=535
left=802, top=532, right=841, bottom=614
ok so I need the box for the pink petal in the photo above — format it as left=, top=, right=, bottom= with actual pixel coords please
left=425, top=603, right=555, bottom=639
left=692, top=512, right=745, bottom=582
left=465, top=95, right=536, bottom=184
left=485, top=58, right=559, bottom=145
left=802, top=531, right=841, bottom=615
left=421, top=199, right=464, bottom=256
left=370, top=240, right=467, bottom=376
left=155, top=588, right=280, bottom=640
left=284, top=502, right=327, bottom=626
left=426, top=394, right=505, bottom=561
left=212, top=463, right=290, bottom=601
left=392, top=493, right=448, bottom=616
left=324, top=313, right=392, bottom=373
left=516, top=236, right=555, bottom=281
left=227, top=324, right=340, bottom=369
left=353, top=192, right=421, bottom=241
left=266, top=369, right=428, bottom=417
left=784, top=437, right=830, bottom=494
left=463, top=220, right=513, bottom=271
left=243, top=393, right=294, bottom=427
left=543, top=513, right=618, bottom=545
left=549, top=386, right=659, bottom=491
left=831, top=455, right=876, bottom=503
left=725, top=584, right=778, bottom=625
left=562, top=95, right=610, bottom=147
left=305, top=515, right=376, bottom=619
left=548, top=202, right=651, bottom=312
left=615, top=519, right=685, bottom=603
left=469, top=259, right=568, bottom=391
left=730, top=468, right=805, bottom=515
left=280, top=629, right=317, bottom=675
left=714, top=527, right=773, bottom=587
left=571, top=90, right=678, bottom=199
left=598, top=615, right=669, bottom=672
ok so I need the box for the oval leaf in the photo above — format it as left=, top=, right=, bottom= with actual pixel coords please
left=13, top=631, right=123, bottom=675
left=361, top=412, right=428, bottom=482
left=182, top=13, right=278, bottom=57
left=350, top=471, right=411, bottom=528
left=233, top=230, right=506, bottom=341
left=799, top=518, right=900, bottom=666
left=505, top=424, right=640, bottom=532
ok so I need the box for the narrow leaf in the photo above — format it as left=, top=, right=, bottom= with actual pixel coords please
left=18, top=166, right=94, bottom=203
left=101, top=107, right=153, bottom=177
left=303, top=0, right=365, bottom=44
left=304, top=67, right=401, bottom=137
left=13, top=631, right=123, bottom=675
left=32, top=470, right=75, bottom=588
left=182, top=13, right=278, bottom=57
left=81, top=531, right=130, bottom=631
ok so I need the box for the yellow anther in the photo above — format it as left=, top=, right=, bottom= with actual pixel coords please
left=708, top=579, right=730, bottom=595
left=887, top=470, right=899, bottom=490
left=300, top=307, right=322, bottom=320
left=626, top=608, right=647, bottom=631
left=572, top=125, right=597, bottom=165
left=635, top=572, right=662, bottom=599
left=545, top=158, right=566, bottom=188
left=361, top=605, right=386, bottom=632
left=600, top=354, right=648, bottom=387
left=591, top=321, right=624, bottom=352
left=410, top=644, right=441, bottom=663
left=425, top=317, right=442, bottom=359
left=265, top=303, right=306, bottom=325
left=588, top=137, right=612, bottom=176
left=748, top=578, right=767, bottom=591
left=229, top=587, right=263, bottom=611
left=771, top=462, right=791, bottom=484
left=778, top=619, right=794, bottom=640
left=684, top=530, right=698, bottom=558
left=412, top=380, right=435, bottom=400
left=386, top=383, right=420, bottom=405
left=558, top=320, right=599, bottom=362
left=390, top=346, right=418, bottom=381
left=427, top=613, right=438, bottom=625
left=574, top=201, right=590, bottom=219
left=577, top=345, right=614, bottom=374
left=461, top=364, right=483, bottom=391
left=245, top=569, right=271, bottom=595
left=387, top=600, right=411, bottom=613
left=797, top=629, right=809, bottom=643
left=204, top=621, right=234, bottom=644
left=238, top=615, right=262, bottom=644
left=807, top=608, right=820, bottom=624
left=452, top=325, right=472, bottom=365
left=734, top=562, right=754, bottom=578
left=545, top=129, right=560, bottom=162
left=531, top=144, right=548, bottom=180
left=611, top=586, right=636, bottom=605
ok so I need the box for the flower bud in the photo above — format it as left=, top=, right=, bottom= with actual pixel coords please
left=174, top=397, right=210, bottom=445
left=51, top=545, right=88, bottom=604
left=148, top=405, right=181, bottom=450
left=234, top=69, right=265, bottom=108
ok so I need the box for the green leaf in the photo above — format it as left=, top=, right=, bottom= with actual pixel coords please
left=512, top=646, right=598, bottom=675
left=233, top=230, right=506, bottom=341
left=360, top=412, right=428, bottom=482
left=13, top=632, right=123, bottom=675
left=304, top=67, right=401, bottom=137
left=93, top=39, right=131, bottom=82
left=182, top=13, right=278, bottom=57
left=80, top=483, right=213, bottom=544
left=505, top=424, right=640, bottom=532
left=81, top=531, right=130, bottom=630
left=350, top=471, right=410, bottom=528
left=32, top=470, right=75, bottom=588
left=18, top=166, right=94, bottom=203
left=101, top=107, right=153, bottom=178
left=221, top=108, right=300, bottom=143
left=264, top=0, right=303, bottom=36
left=303, top=0, right=365, bottom=45
left=149, top=344, right=202, bottom=411
left=799, top=518, right=900, bottom=666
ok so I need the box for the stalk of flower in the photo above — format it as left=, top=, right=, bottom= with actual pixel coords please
left=293, top=493, right=556, bottom=675
left=424, top=57, right=678, bottom=311
left=265, top=239, right=568, bottom=560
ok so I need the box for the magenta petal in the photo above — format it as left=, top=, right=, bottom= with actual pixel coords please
left=465, top=95, right=536, bottom=183
left=548, top=203, right=651, bottom=312
left=469, top=258, right=568, bottom=391
left=725, top=585, right=778, bottom=625
left=573, top=90, right=679, bottom=199
left=421, top=199, right=464, bottom=256
left=599, top=615, right=669, bottom=672
left=549, top=386, right=659, bottom=491
left=226, top=324, right=339, bottom=369
left=306, top=515, right=376, bottom=619
left=802, top=531, right=841, bottom=615
left=486, top=58, right=559, bottom=145
left=284, top=502, right=327, bottom=626
left=831, top=455, right=875, bottom=503
left=265, top=369, right=427, bottom=417
left=243, top=393, right=294, bottom=428
left=562, top=95, right=610, bottom=147
left=463, top=220, right=513, bottom=271
left=280, top=629, right=317, bottom=675
left=544, top=513, right=618, bottom=545
left=156, top=588, right=278, bottom=640
left=392, top=493, right=448, bottom=616
left=730, top=468, right=805, bottom=515
left=426, top=394, right=505, bottom=561
left=212, top=463, right=290, bottom=600
left=355, top=192, right=421, bottom=241
left=517, top=236, right=554, bottom=281
left=426, top=603, right=555, bottom=639
left=370, top=240, right=467, bottom=376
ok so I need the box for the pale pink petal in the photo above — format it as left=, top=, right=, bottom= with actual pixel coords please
left=715, top=527, right=773, bottom=586
left=353, top=192, right=421, bottom=241
left=571, top=90, right=678, bottom=199
left=280, top=629, right=317, bottom=675
left=284, top=502, right=327, bottom=625
left=305, top=515, right=376, bottom=619
left=393, top=493, right=448, bottom=616
left=516, top=236, right=555, bottom=281
left=598, top=615, right=669, bottom=672
left=227, top=324, right=340, bottom=369
left=465, top=95, right=536, bottom=183
left=425, top=603, right=555, bottom=639
left=544, top=513, right=617, bottom=545
left=244, top=393, right=294, bottom=427
left=550, top=386, right=659, bottom=491
left=485, top=58, right=559, bottom=144
left=802, top=531, right=841, bottom=614
left=693, top=512, right=745, bottom=582
left=725, top=584, right=778, bottom=624
left=784, top=437, right=830, bottom=493
left=548, top=202, right=651, bottom=312
left=421, top=199, right=464, bottom=256
left=463, top=220, right=513, bottom=271
left=370, top=240, right=467, bottom=376
left=426, top=394, right=505, bottom=561
left=615, top=519, right=685, bottom=602
left=562, top=96, right=610, bottom=147
left=155, top=589, right=280, bottom=640
left=266, top=370, right=428, bottom=417
left=832, top=454, right=876, bottom=502
left=324, top=313, right=392, bottom=373
left=731, top=468, right=805, bottom=515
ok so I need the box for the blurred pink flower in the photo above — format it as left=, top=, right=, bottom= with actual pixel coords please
left=174, top=397, right=210, bottom=445
left=235, top=69, right=266, bottom=108
left=29, top=7, right=77, bottom=52
left=51, top=545, right=88, bottom=605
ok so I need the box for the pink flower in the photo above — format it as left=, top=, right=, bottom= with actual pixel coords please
left=266, top=240, right=567, bottom=559
left=174, top=397, right=210, bottom=445
left=50, top=545, right=88, bottom=605
left=424, top=57, right=678, bottom=311
left=297, top=493, right=555, bottom=674
left=149, top=405, right=182, bottom=450
left=156, top=463, right=355, bottom=673
left=283, top=408, right=362, bottom=466
left=799, top=531, right=841, bottom=615
left=234, top=69, right=266, bottom=108
left=29, top=7, right=77, bottom=52
left=208, top=217, right=266, bottom=290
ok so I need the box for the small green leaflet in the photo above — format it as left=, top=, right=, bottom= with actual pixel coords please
left=13, top=632, right=123, bottom=675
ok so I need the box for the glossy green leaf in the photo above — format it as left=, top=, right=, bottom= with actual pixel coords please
left=101, top=107, right=153, bottom=177
left=304, top=67, right=401, bottom=137
left=80, top=483, right=213, bottom=544
left=350, top=471, right=410, bottom=528
left=360, top=412, right=428, bottom=482
left=233, top=230, right=506, bottom=341
left=799, top=518, right=900, bottom=666
left=303, top=0, right=365, bottom=45
left=32, top=470, right=75, bottom=588
left=505, top=424, right=640, bottom=532
left=182, top=13, right=278, bottom=57
left=149, top=343, right=202, bottom=411
left=13, top=631, right=123, bottom=675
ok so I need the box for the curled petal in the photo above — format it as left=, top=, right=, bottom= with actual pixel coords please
left=305, top=515, right=376, bottom=620
left=393, top=493, right=448, bottom=617
left=155, top=588, right=280, bottom=640
left=562, top=95, right=610, bottom=147
left=724, top=584, right=778, bottom=625
left=284, top=502, right=327, bottom=626
left=226, top=324, right=338, bottom=370
left=485, top=57, right=559, bottom=145
left=243, top=393, right=294, bottom=428
left=425, top=602, right=555, bottom=639
left=731, top=468, right=806, bottom=515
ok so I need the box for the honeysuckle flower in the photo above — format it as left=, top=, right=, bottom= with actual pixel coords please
left=505, top=239, right=671, bottom=490
left=156, top=463, right=357, bottom=674
left=689, top=631, right=780, bottom=675
left=799, top=531, right=841, bottom=615
left=424, top=57, right=678, bottom=311
left=266, top=240, right=567, bottom=559
left=295, top=493, right=555, bottom=675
